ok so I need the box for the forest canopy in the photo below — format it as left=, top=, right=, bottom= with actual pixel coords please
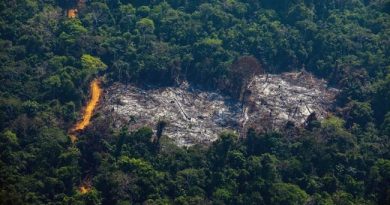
left=0, top=0, right=389, bottom=204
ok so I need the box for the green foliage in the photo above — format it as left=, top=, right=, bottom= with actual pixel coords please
left=0, top=130, right=18, bottom=146
left=73, top=188, right=102, bottom=205
left=175, top=168, right=206, bottom=196
left=118, top=157, right=154, bottom=174
left=269, top=183, right=309, bottom=205
left=213, top=188, right=232, bottom=204
left=345, top=101, right=373, bottom=127
left=59, top=19, right=87, bottom=46
left=201, top=38, right=223, bottom=47
left=381, top=112, right=390, bottom=136
left=136, top=18, right=155, bottom=33
left=368, top=159, right=390, bottom=204
left=322, top=115, right=346, bottom=129
left=81, top=54, right=108, bottom=74
left=21, top=100, right=40, bottom=117
left=372, top=74, right=390, bottom=123
left=0, top=0, right=389, bottom=204
left=137, top=6, right=151, bottom=18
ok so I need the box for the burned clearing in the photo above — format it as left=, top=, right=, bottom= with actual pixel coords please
left=99, top=72, right=338, bottom=146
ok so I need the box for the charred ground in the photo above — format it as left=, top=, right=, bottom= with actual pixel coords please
left=98, top=71, right=337, bottom=146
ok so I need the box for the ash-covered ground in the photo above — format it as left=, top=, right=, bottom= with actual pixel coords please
left=99, top=72, right=338, bottom=146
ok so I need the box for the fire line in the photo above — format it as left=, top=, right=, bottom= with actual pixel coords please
left=70, top=79, right=102, bottom=143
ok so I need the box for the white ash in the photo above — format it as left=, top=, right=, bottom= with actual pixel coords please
left=99, top=72, right=337, bottom=147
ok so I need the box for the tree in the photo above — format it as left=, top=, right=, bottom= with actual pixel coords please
left=73, top=188, right=102, bottom=205
left=305, top=112, right=321, bottom=131
left=59, top=19, right=87, bottom=48
left=136, top=18, right=155, bottom=42
left=136, top=6, right=150, bottom=18
left=81, top=54, right=107, bottom=73
left=209, top=132, right=238, bottom=168
left=269, top=183, right=309, bottom=205
left=0, top=130, right=19, bottom=163
left=156, top=120, right=168, bottom=141
left=259, top=153, right=280, bottom=182
left=212, top=188, right=232, bottom=204
left=344, top=101, right=373, bottom=128
left=372, top=74, right=390, bottom=124
left=0, top=1, right=389, bottom=204
left=368, top=159, right=390, bottom=204
left=21, top=100, right=40, bottom=117
left=229, top=56, right=263, bottom=101
left=117, top=156, right=165, bottom=202
left=381, top=112, right=390, bottom=136
left=175, top=168, right=206, bottom=197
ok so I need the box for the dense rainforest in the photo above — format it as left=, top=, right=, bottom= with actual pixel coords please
left=0, top=0, right=390, bottom=204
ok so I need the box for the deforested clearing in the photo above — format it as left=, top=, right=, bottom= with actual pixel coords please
left=99, top=72, right=338, bottom=146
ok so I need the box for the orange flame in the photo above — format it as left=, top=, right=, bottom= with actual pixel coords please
left=79, top=185, right=90, bottom=194
left=70, top=79, right=102, bottom=143
left=67, top=9, right=78, bottom=18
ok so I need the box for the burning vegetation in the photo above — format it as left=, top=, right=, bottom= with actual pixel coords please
left=67, top=9, right=77, bottom=18
left=69, top=79, right=102, bottom=143
left=62, top=0, right=85, bottom=18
